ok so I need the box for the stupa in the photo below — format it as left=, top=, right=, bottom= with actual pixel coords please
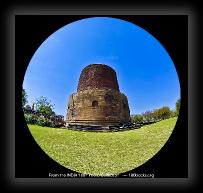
left=66, top=64, right=130, bottom=129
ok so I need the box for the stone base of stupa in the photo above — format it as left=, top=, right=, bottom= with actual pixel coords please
left=66, top=88, right=130, bottom=128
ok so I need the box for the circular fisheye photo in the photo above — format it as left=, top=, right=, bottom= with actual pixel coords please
left=22, top=17, right=180, bottom=177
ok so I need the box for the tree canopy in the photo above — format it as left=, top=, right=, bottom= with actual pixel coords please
left=176, top=99, right=181, bottom=115
left=22, top=88, right=28, bottom=107
left=35, top=96, right=55, bottom=117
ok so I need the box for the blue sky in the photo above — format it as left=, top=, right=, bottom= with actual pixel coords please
left=23, top=17, right=180, bottom=117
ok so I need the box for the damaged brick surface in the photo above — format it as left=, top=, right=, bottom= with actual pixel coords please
left=77, top=64, right=119, bottom=92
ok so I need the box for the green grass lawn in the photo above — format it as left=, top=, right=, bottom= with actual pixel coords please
left=28, top=117, right=177, bottom=176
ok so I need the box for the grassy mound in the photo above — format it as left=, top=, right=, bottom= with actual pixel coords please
left=28, top=117, right=177, bottom=176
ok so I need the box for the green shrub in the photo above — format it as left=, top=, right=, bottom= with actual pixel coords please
left=131, top=114, right=143, bottom=123
left=36, top=116, right=47, bottom=126
left=24, top=112, right=65, bottom=128
left=24, top=113, right=38, bottom=124
left=46, top=119, right=56, bottom=128
left=36, top=116, right=59, bottom=128
left=142, top=111, right=154, bottom=121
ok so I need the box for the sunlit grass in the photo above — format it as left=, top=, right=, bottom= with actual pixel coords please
left=28, top=117, right=177, bottom=176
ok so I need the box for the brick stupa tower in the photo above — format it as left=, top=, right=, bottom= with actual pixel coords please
left=66, top=64, right=130, bottom=129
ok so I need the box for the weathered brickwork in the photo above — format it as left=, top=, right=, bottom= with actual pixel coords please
left=77, top=64, right=119, bottom=92
left=66, top=64, right=130, bottom=127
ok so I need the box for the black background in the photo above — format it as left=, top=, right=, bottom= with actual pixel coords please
left=15, top=15, right=188, bottom=178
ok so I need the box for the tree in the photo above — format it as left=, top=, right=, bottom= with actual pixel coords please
left=154, top=106, right=171, bottom=120
left=22, top=88, right=28, bottom=107
left=35, top=96, right=55, bottom=118
left=131, top=114, right=143, bottom=123
left=176, top=99, right=181, bottom=116
left=170, top=110, right=176, bottom=118
left=24, top=104, right=32, bottom=113
left=32, top=103, right=35, bottom=111
left=153, top=109, right=160, bottom=121
left=142, top=111, right=154, bottom=121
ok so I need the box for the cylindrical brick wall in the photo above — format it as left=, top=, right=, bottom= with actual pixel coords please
left=66, top=89, right=130, bottom=126
left=77, top=64, right=119, bottom=92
